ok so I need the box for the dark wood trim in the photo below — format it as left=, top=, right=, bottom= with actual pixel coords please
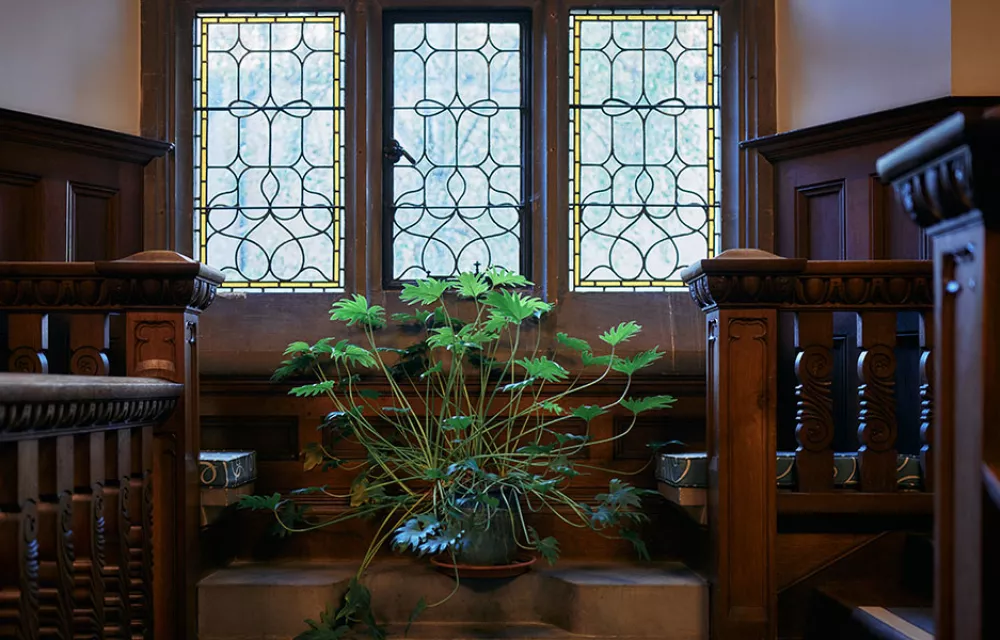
left=793, top=180, right=846, bottom=260
left=776, top=492, right=933, bottom=516
left=0, top=108, right=172, bottom=165
left=744, top=96, right=1000, bottom=163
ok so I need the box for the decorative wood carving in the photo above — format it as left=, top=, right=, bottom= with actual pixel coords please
left=708, top=311, right=777, bottom=640
left=682, top=249, right=932, bottom=312
left=7, top=313, right=48, bottom=373
left=0, top=440, right=41, bottom=640
left=133, top=321, right=177, bottom=378
left=793, top=311, right=835, bottom=491
left=69, top=313, right=111, bottom=376
left=71, top=433, right=105, bottom=636
left=919, top=311, right=934, bottom=491
left=101, top=430, right=132, bottom=639
left=856, top=312, right=899, bottom=492
left=35, top=436, right=74, bottom=640
left=128, top=426, right=154, bottom=637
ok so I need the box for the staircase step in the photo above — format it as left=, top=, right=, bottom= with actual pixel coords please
left=850, top=607, right=934, bottom=640
left=198, top=560, right=707, bottom=640
left=807, top=585, right=933, bottom=640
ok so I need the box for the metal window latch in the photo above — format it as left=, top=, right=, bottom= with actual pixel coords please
left=383, top=139, right=416, bottom=165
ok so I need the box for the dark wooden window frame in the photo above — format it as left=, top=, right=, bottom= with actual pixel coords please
left=141, top=0, right=775, bottom=375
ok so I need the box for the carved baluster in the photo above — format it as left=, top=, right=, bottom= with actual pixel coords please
left=101, top=431, right=132, bottom=639
left=36, top=436, right=75, bottom=639
left=0, top=441, right=41, bottom=640
left=127, top=427, right=153, bottom=638
left=8, top=313, right=48, bottom=373
left=72, top=433, right=105, bottom=637
left=856, top=311, right=898, bottom=492
left=918, top=311, right=934, bottom=491
left=793, top=311, right=835, bottom=491
left=69, top=314, right=110, bottom=376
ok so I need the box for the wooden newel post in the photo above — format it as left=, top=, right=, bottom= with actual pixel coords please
left=682, top=249, right=806, bottom=640
left=878, top=109, right=1000, bottom=640
left=96, top=251, right=223, bottom=640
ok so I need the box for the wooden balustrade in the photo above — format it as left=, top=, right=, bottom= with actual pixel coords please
left=0, top=251, right=223, bottom=639
left=681, top=251, right=933, bottom=640
left=878, top=108, right=1000, bottom=640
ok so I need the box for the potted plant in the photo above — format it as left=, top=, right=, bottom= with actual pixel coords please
left=240, top=268, right=675, bottom=639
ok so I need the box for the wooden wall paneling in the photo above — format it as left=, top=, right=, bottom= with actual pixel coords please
left=793, top=180, right=846, bottom=260
left=0, top=109, right=170, bottom=262
left=0, top=171, right=40, bottom=261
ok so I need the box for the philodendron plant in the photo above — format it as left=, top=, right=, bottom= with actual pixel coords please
left=240, top=268, right=676, bottom=639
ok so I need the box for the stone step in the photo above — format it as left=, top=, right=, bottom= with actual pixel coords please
left=198, top=560, right=707, bottom=640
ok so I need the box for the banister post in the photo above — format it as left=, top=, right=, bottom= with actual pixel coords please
left=96, top=250, right=223, bottom=640
left=682, top=249, right=805, bottom=640
left=878, top=108, right=1000, bottom=640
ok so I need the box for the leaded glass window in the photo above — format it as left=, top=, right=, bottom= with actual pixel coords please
left=194, top=12, right=346, bottom=291
left=569, top=9, right=721, bottom=292
left=384, top=13, right=530, bottom=286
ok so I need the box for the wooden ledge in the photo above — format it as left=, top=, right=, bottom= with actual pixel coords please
left=0, top=373, right=181, bottom=440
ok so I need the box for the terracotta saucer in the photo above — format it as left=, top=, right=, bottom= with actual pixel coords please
left=430, top=553, right=537, bottom=579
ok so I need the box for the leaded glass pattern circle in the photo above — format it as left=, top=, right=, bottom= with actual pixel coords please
left=386, top=16, right=530, bottom=284
left=193, top=12, right=346, bottom=292
left=568, top=9, right=721, bottom=292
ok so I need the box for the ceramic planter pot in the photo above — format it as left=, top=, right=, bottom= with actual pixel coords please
left=452, top=490, right=518, bottom=566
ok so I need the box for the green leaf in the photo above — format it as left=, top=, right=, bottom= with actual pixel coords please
left=330, top=340, right=377, bottom=368
left=484, top=289, right=552, bottom=324
left=621, top=529, right=650, bottom=562
left=529, top=527, right=561, bottom=565
left=620, top=395, right=677, bottom=414
left=446, top=459, right=480, bottom=476
left=238, top=492, right=283, bottom=511
left=450, top=272, right=490, bottom=298
left=393, top=516, right=439, bottom=553
left=571, top=404, right=606, bottom=422
left=289, top=380, right=337, bottom=397
left=272, top=353, right=318, bottom=381
left=358, top=388, right=380, bottom=399
left=556, top=332, right=590, bottom=353
left=426, top=326, right=461, bottom=350
left=419, top=361, right=444, bottom=380
left=515, top=357, right=569, bottom=383
left=580, top=351, right=614, bottom=368
left=330, top=294, right=386, bottom=329
left=518, top=443, right=555, bottom=456
left=441, top=415, right=473, bottom=431
left=283, top=341, right=312, bottom=355
left=553, top=432, right=588, bottom=446
left=501, top=377, right=536, bottom=393
left=382, top=406, right=411, bottom=414
left=290, top=485, right=330, bottom=495
left=540, top=400, right=565, bottom=415
left=484, top=266, right=530, bottom=288
left=612, top=348, right=664, bottom=376
left=405, top=597, right=427, bottom=636
left=422, top=467, right=447, bottom=481
left=596, top=479, right=644, bottom=509
left=400, top=278, right=450, bottom=305
left=599, top=321, right=642, bottom=346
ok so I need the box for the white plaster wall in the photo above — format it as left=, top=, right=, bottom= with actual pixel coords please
left=776, top=0, right=952, bottom=132
left=0, top=0, right=140, bottom=134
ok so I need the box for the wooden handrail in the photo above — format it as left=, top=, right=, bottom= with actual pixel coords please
left=878, top=108, right=1000, bottom=640
left=0, top=251, right=223, bottom=640
left=681, top=249, right=933, bottom=640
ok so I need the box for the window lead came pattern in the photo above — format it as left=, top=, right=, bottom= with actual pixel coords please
left=569, top=9, right=721, bottom=292
left=385, top=15, right=530, bottom=285
left=194, top=12, right=345, bottom=291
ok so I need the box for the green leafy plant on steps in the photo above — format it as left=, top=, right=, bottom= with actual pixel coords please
left=240, top=268, right=677, bottom=639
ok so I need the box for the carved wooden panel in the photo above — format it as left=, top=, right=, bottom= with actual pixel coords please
left=67, top=183, right=121, bottom=262
left=0, top=171, right=40, bottom=261
left=794, top=180, right=846, bottom=260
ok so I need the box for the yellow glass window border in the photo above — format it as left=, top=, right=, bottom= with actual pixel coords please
left=569, top=11, right=719, bottom=292
left=194, top=13, right=346, bottom=292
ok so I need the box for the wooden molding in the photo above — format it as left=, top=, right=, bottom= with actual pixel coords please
left=0, top=108, right=172, bottom=165
left=744, top=96, right=1000, bottom=163
left=794, top=180, right=847, bottom=260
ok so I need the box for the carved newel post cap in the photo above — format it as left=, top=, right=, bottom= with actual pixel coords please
left=681, top=249, right=806, bottom=284
left=682, top=250, right=806, bottom=312
left=877, top=109, right=1000, bottom=229
left=98, top=251, right=225, bottom=285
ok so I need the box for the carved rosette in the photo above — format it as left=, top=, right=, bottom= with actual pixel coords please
left=70, top=347, right=110, bottom=376
left=794, top=345, right=834, bottom=452
left=9, top=348, right=48, bottom=374
left=857, top=345, right=898, bottom=453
